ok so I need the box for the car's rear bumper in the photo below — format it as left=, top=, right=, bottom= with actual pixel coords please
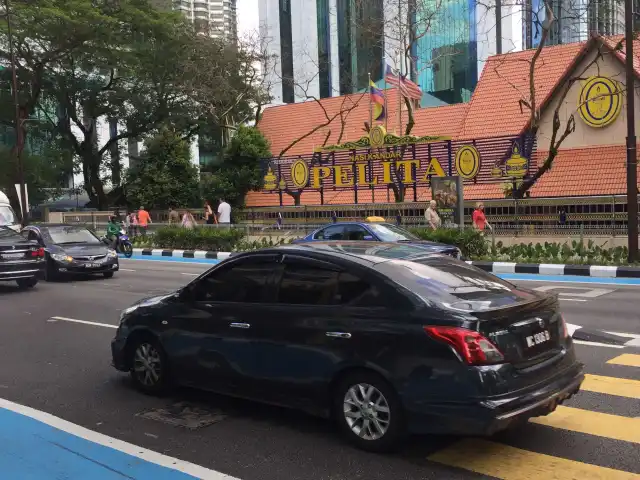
left=406, top=362, right=584, bottom=436
left=0, top=261, right=45, bottom=281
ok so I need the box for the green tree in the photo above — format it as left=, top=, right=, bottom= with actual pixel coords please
left=124, top=129, right=200, bottom=210
left=201, top=126, right=271, bottom=209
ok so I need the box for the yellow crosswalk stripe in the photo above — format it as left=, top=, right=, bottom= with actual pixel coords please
left=428, top=438, right=640, bottom=479
left=530, top=405, right=640, bottom=443
left=607, top=354, right=640, bottom=368
left=582, top=374, right=640, bottom=399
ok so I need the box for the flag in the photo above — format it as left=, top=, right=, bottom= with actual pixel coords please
left=384, top=64, right=422, bottom=100
left=369, top=79, right=386, bottom=120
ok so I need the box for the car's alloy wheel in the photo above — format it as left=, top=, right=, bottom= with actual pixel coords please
left=334, top=372, right=405, bottom=452
left=130, top=339, right=168, bottom=394
left=343, top=383, right=391, bottom=441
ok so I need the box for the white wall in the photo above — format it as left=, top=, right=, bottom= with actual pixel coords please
left=291, top=0, right=320, bottom=100
left=260, top=0, right=283, bottom=104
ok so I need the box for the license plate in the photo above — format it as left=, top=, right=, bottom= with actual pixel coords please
left=85, top=263, right=100, bottom=268
left=525, top=330, right=550, bottom=348
left=1, top=253, right=23, bottom=260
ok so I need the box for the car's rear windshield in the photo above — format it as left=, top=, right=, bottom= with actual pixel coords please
left=376, top=256, right=538, bottom=311
left=311, top=242, right=434, bottom=260
left=368, top=223, right=419, bottom=241
left=44, top=226, right=101, bottom=245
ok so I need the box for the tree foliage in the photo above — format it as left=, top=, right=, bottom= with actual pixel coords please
left=124, top=129, right=200, bottom=210
left=201, top=126, right=271, bottom=209
left=0, top=0, right=270, bottom=209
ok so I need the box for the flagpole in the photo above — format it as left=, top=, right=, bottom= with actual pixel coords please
left=397, top=53, right=402, bottom=135
left=368, top=72, right=373, bottom=129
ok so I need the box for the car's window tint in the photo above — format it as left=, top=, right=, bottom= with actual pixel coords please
left=377, top=257, right=537, bottom=311
left=314, top=225, right=345, bottom=240
left=344, top=225, right=369, bottom=241
left=194, top=261, right=273, bottom=303
left=336, top=271, right=385, bottom=306
left=277, top=263, right=338, bottom=305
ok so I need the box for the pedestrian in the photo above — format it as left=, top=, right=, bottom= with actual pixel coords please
left=425, top=200, right=441, bottom=230
left=217, top=197, right=231, bottom=225
left=128, top=210, right=138, bottom=237
left=137, top=205, right=151, bottom=236
left=559, top=207, right=567, bottom=226
left=181, top=210, right=196, bottom=229
left=168, top=206, right=180, bottom=225
left=472, top=202, right=492, bottom=232
left=204, top=201, right=214, bottom=225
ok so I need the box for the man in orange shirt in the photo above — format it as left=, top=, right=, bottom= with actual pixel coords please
left=137, top=206, right=152, bottom=236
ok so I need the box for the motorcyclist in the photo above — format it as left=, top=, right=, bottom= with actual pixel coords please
left=106, top=215, right=121, bottom=249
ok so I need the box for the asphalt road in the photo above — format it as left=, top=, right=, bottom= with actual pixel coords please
left=0, top=259, right=638, bottom=479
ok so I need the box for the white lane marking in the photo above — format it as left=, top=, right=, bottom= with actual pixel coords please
left=566, top=323, right=581, bottom=336
left=625, top=338, right=640, bottom=347
left=558, top=298, right=588, bottom=302
left=48, top=316, right=117, bottom=329
left=604, top=331, right=640, bottom=339
left=118, top=268, right=136, bottom=272
left=573, top=340, right=626, bottom=348
left=0, top=397, right=240, bottom=480
left=181, top=273, right=199, bottom=276
left=534, top=286, right=613, bottom=298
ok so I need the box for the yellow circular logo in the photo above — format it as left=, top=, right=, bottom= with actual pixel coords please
left=369, top=125, right=386, bottom=148
left=290, top=159, right=309, bottom=189
left=578, top=76, right=622, bottom=128
left=454, top=145, right=481, bottom=180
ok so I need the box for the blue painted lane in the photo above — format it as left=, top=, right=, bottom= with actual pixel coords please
left=0, top=407, right=200, bottom=480
left=122, top=254, right=222, bottom=265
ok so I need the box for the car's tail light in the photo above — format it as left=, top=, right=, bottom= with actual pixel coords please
left=559, top=314, right=569, bottom=338
left=30, top=248, right=44, bottom=258
left=424, top=326, right=504, bottom=365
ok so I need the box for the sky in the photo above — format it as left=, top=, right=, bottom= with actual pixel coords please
left=237, top=0, right=259, bottom=37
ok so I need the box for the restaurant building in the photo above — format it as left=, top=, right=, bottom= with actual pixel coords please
left=248, top=35, right=640, bottom=227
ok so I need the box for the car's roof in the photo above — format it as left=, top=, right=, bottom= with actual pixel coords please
left=318, top=222, right=395, bottom=228
left=238, top=241, right=441, bottom=266
left=30, top=223, right=86, bottom=229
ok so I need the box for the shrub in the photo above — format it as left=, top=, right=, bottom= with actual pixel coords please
left=150, top=226, right=245, bottom=251
left=408, top=227, right=488, bottom=258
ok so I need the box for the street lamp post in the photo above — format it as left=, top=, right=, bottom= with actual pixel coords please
left=625, top=0, right=638, bottom=263
left=4, top=0, right=28, bottom=226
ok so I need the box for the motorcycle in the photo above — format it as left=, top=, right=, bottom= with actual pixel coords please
left=102, top=226, right=133, bottom=258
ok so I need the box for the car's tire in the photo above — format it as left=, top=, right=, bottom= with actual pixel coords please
left=128, top=335, right=170, bottom=395
left=103, top=271, right=114, bottom=279
left=333, top=371, right=406, bottom=453
left=16, top=277, right=38, bottom=289
left=44, top=259, right=58, bottom=282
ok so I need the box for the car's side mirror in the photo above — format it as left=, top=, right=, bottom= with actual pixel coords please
left=363, top=235, right=374, bottom=241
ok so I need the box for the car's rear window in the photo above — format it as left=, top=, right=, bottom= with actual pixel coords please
left=376, top=256, right=537, bottom=311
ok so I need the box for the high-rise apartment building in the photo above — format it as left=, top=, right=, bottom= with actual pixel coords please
left=172, top=0, right=237, bottom=38
left=260, top=0, right=624, bottom=106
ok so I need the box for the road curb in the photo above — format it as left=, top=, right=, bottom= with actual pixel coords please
left=467, top=261, right=640, bottom=278
left=132, top=248, right=234, bottom=260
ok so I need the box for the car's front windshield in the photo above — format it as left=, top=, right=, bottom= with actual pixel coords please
left=0, top=206, right=17, bottom=226
left=46, top=226, right=101, bottom=245
left=368, top=223, right=419, bottom=242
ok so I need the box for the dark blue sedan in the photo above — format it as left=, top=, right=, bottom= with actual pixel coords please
left=294, top=222, right=462, bottom=259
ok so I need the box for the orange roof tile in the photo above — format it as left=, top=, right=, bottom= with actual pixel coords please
left=600, top=35, right=640, bottom=77
left=258, top=90, right=467, bottom=157
left=459, top=42, right=587, bottom=140
left=530, top=144, right=640, bottom=197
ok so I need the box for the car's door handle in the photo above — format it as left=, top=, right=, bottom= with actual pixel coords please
left=230, top=323, right=250, bottom=329
left=326, top=332, right=351, bottom=339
